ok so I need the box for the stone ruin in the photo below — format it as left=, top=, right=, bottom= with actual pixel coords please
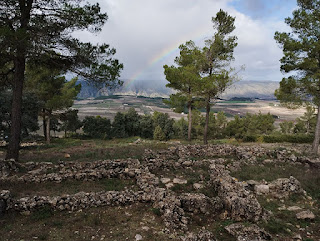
left=0, top=144, right=315, bottom=240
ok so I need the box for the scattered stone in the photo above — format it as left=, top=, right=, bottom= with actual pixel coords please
left=161, top=178, right=171, bottom=184
left=181, top=230, right=216, bottom=241
left=225, top=223, right=272, bottom=241
left=292, top=234, right=302, bottom=241
left=165, top=183, right=174, bottom=189
left=287, top=206, right=302, bottom=212
left=193, top=183, right=203, bottom=190
left=182, top=161, right=192, bottom=167
left=135, top=234, right=143, bottom=241
left=173, top=178, right=187, bottom=185
left=263, top=159, right=273, bottom=164
left=255, top=184, right=270, bottom=195
left=296, top=210, right=315, bottom=220
left=133, top=139, right=142, bottom=144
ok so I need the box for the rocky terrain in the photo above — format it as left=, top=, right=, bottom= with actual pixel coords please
left=0, top=143, right=319, bottom=240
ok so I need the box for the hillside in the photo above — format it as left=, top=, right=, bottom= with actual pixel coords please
left=77, top=80, right=279, bottom=100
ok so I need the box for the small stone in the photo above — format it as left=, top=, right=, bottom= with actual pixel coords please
left=135, top=234, right=143, bottom=241
left=173, top=178, right=187, bottom=185
left=263, top=159, right=273, bottom=164
left=293, top=234, right=302, bottom=240
left=64, top=154, right=71, bottom=158
left=160, top=178, right=171, bottom=184
left=255, top=184, right=270, bottom=194
left=165, top=183, right=174, bottom=189
left=182, top=161, right=192, bottom=167
left=141, top=226, right=150, bottom=231
left=287, top=206, right=302, bottom=212
left=296, top=210, right=315, bottom=220
left=193, top=183, right=203, bottom=190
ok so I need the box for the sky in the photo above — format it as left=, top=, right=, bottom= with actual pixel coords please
left=75, top=0, right=297, bottom=85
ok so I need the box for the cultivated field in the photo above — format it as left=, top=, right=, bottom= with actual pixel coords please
left=74, top=96, right=307, bottom=124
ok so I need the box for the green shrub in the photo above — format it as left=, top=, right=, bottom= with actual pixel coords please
left=83, top=116, right=112, bottom=139
left=242, top=135, right=258, bottom=142
left=153, top=126, right=166, bottom=141
left=263, top=134, right=313, bottom=143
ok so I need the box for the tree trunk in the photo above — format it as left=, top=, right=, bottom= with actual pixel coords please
left=43, top=113, right=47, bottom=140
left=46, top=115, right=51, bottom=144
left=188, top=102, right=192, bottom=142
left=5, top=58, right=26, bottom=160
left=5, top=0, right=32, bottom=160
left=312, top=105, right=320, bottom=154
left=204, top=97, right=210, bottom=145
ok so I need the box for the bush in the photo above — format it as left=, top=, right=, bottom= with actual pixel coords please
left=83, top=116, right=112, bottom=139
left=263, top=134, right=313, bottom=143
left=242, top=135, right=258, bottom=142
left=153, top=126, right=166, bottom=141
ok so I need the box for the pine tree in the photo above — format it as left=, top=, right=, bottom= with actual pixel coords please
left=274, top=0, right=320, bottom=154
left=200, top=10, right=238, bottom=144
left=0, top=0, right=123, bottom=160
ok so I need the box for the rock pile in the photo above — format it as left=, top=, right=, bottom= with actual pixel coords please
left=225, top=223, right=272, bottom=241
left=210, top=164, right=263, bottom=222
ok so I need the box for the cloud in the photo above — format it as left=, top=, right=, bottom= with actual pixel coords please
left=75, top=0, right=294, bottom=84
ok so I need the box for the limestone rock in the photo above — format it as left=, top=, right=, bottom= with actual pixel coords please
left=182, top=230, right=216, bottom=241
left=296, top=210, right=315, bottom=220
left=269, top=176, right=304, bottom=198
left=255, top=184, right=270, bottom=195
left=135, top=234, right=143, bottom=240
left=225, top=223, right=272, bottom=241
left=173, top=178, right=187, bottom=185
left=193, top=183, right=203, bottom=190
left=161, top=178, right=171, bottom=184
left=287, top=206, right=302, bottom=212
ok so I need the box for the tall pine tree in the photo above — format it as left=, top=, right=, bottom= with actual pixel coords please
left=164, top=41, right=202, bottom=141
left=0, top=0, right=123, bottom=159
left=274, top=0, right=320, bottom=154
left=200, top=10, right=238, bottom=144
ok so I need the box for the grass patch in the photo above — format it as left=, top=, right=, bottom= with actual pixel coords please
left=0, top=204, right=172, bottom=241
left=18, top=138, right=170, bottom=164
left=0, top=179, right=137, bottom=198
left=231, top=162, right=320, bottom=201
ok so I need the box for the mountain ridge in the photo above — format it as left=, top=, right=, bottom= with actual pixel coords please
left=77, top=79, right=279, bottom=100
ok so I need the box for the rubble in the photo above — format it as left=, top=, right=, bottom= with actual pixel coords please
left=225, top=223, right=272, bottom=241
left=0, top=144, right=315, bottom=236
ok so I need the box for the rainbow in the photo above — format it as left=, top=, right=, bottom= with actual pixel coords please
left=124, top=25, right=212, bottom=89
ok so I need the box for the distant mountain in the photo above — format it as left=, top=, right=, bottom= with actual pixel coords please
left=221, top=81, right=279, bottom=100
left=77, top=79, right=279, bottom=100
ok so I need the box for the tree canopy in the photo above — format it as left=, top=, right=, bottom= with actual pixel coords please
left=0, top=0, right=123, bottom=159
left=274, top=0, right=320, bottom=153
